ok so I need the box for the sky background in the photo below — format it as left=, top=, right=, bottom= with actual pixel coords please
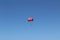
left=0, top=0, right=60, bottom=40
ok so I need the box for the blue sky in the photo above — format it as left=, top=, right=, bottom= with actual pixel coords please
left=0, top=0, right=60, bottom=40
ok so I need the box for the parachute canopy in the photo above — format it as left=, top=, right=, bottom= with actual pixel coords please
left=27, top=17, right=33, bottom=22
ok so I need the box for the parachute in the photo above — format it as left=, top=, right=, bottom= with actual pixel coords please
left=27, top=17, right=34, bottom=22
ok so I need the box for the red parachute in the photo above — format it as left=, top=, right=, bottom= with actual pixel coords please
left=27, top=17, right=34, bottom=22
left=27, top=17, right=34, bottom=27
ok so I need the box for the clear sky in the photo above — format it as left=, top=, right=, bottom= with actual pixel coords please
left=0, top=0, right=60, bottom=40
